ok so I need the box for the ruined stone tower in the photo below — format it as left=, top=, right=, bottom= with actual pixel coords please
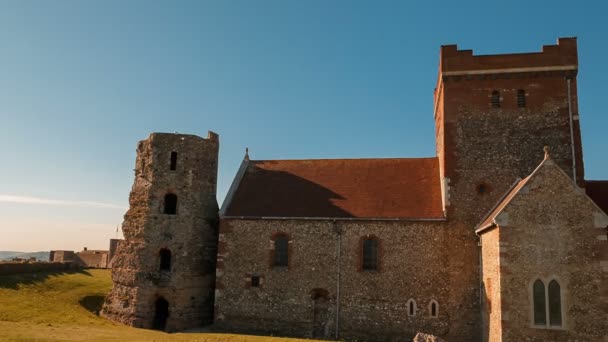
left=101, top=132, right=219, bottom=331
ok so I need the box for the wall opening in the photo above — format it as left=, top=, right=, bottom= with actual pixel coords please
left=251, top=275, right=260, bottom=287
left=407, top=299, right=417, bottom=316
left=273, top=235, right=289, bottom=267
left=159, top=248, right=171, bottom=272
left=517, top=89, right=526, bottom=108
left=477, top=183, right=488, bottom=195
left=362, top=237, right=378, bottom=271
left=153, top=297, right=169, bottom=331
left=533, top=279, right=546, bottom=325
left=429, top=300, right=438, bottom=318
left=170, top=151, right=178, bottom=170
left=310, top=288, right=330, bottom=339
left=491, top=90, right=501, bottom=108
left=548, top=280, right=562, bottom=326
left=163, top=194, right=177, bottom=215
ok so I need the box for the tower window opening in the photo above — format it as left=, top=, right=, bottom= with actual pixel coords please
left=491, top=91, right=501, bottom=108
left=517, top=89, right=526, bottom=108
left=170, top=151, right=178, bottom=170
left=163, top=193, right=177, bottom=215
left=159, top=248, right=171, bottom=271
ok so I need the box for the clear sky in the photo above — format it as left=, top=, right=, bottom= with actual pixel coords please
left=1, top=1, right=606, bottom=252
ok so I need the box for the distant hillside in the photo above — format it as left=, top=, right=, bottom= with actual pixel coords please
left=0, top=251, right=49, bottom=261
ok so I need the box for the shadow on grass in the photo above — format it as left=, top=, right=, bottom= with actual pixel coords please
left=79, top=294, right=105, bottom=315
left=0, top=268, right=93, bottom=290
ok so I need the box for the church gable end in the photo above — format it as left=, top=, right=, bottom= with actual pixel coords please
left=478, top=156, right=607, bottom=341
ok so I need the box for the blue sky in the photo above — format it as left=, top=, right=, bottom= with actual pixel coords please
left=1, top=1, right=606, bottom=251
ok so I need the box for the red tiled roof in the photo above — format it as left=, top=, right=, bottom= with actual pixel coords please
left=586, top=180, right=608, bottom=214
left=223, top=158, right=444, bottom=219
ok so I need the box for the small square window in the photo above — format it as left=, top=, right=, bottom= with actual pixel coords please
left=251, top=275, right=260, bottom=287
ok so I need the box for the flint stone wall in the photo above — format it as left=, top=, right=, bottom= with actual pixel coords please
left=214, top=218, right=450, bottom=341
left=480, top=162, right=607, bottom=341
left=101, top=132, right=219, bottom=332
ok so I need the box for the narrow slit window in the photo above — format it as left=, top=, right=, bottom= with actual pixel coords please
left=362, top=238, right=378, bottom=271
left=430, top=300, right=438, bottom=318
left=533, top=279, right=547, bottom=325
left=273, top=235, right=289, bottom=267
left=491, top=90, right=501, bottom=108
left=159, top=248, right=171, bottom=271
left=251, top=275, right=260, bottom=287
left=407, top=299, right=416, bottom=316
left=170, top=151, right=178, bottom=170
left=163, top=194, right=177, bottom=215
left=517, top=89, right=526, bottom=108
left=548, top=280, right=562, bottom=326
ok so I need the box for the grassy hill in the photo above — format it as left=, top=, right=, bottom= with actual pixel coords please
left=0, top=269, right=314, bottom=342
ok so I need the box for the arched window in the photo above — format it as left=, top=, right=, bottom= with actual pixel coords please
left=163, top=194, right=177, bottom=215
left=362, top=237, right=378, bottom=271
left=273, top=234, right=289, bottom=267
left=159, top=248, right=171, bottom=271
left=407, top=299, right=417, bottom=316
left=170, top=151, right=178, bottom=170
left=533, top=279, right=546, bottom=325
left=548, top=280, right=562, bottom=326
left=517, top=89, right=526, bottom=108
left=429, top=300, right=439, bottom=318
left=491, top=90, right=501, bottom=108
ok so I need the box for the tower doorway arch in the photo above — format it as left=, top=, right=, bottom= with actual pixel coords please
left=153, top=297, right=169, bottom=331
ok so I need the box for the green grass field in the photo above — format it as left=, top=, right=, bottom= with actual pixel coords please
left=0, top=269, right=313, bottom=342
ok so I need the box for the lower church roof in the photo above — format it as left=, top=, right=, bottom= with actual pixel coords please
left=222, top=157, right=444, bottom=219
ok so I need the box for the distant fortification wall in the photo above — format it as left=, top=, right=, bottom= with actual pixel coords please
left=0, top=262, right=78, bottom=276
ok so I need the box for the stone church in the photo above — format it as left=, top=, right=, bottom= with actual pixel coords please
left=101, top=38, right=608, bottom=341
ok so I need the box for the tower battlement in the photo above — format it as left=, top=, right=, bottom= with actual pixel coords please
left=439, top=37, right=578, bottom=76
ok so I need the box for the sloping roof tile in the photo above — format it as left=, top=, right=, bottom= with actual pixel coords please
left=224, top=157, right=443, bottom=219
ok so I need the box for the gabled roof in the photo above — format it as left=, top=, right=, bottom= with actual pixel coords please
left=476, top=153, right=608, bottom=234
left=476, top=177, right=529, bottom=232
left=586, top=181, right=608, bottom=214
left=222, top=157, right=444, bottom=219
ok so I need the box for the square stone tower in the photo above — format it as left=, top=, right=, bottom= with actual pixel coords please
left=433, top=37, right=585, bottom=340
left=101, top=132, right=219, bottom=332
